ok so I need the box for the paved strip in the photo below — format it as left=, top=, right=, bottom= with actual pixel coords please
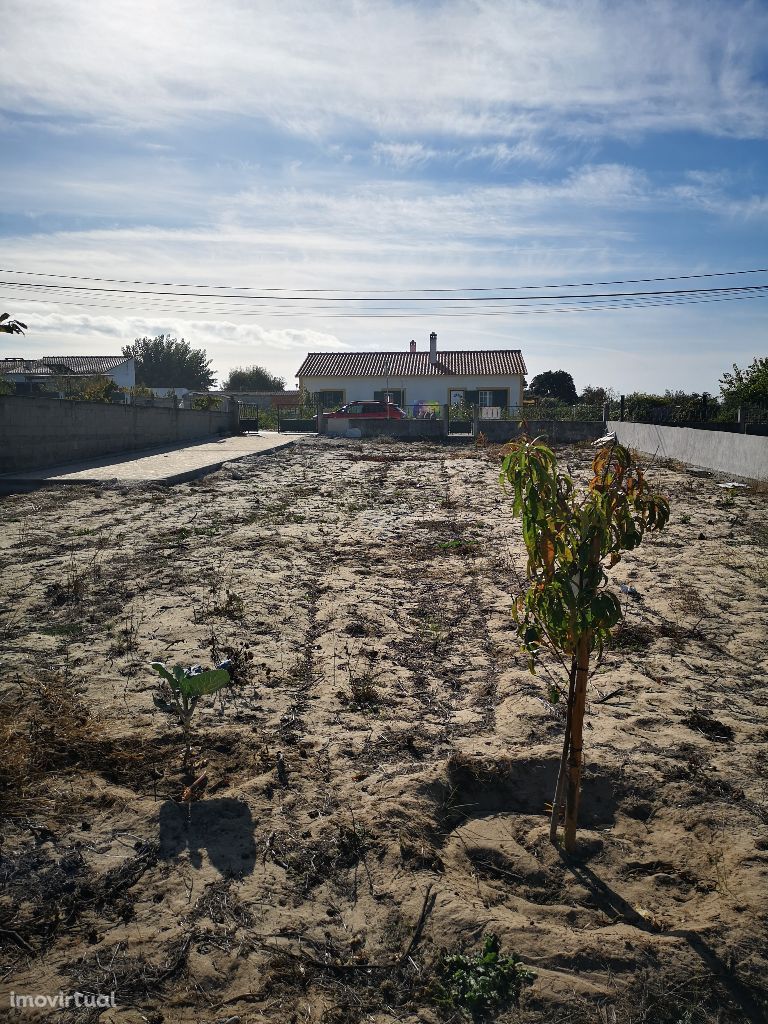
left=0, top=432, right=303, bottom=489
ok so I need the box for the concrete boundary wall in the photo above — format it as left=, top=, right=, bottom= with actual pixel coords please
left=608, top=420, right=768, bottom=481
left=324, top=416, right=606, bottom=443
left=0, top=395, right=237, bottom=473
left=326, top=417, right=444, bottom=440
left=478, top=419, right=606, bottom=443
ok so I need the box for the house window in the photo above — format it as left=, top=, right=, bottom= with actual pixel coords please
left=373, top=389, right=404, bottom=406
left=465, top=388, right=509, bottom=409
left=318, top=390, right=344, bottom=410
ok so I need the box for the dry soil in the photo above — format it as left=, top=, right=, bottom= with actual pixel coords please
left=1, top=436, right=767, bottom=1023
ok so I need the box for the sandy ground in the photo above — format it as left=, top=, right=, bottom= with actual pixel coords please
left=1, top=436, right=767, bottom=1024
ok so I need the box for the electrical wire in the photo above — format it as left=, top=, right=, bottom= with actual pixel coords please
left=2, top=277, right=768, bottom=304
left=0, top=266, right=767, bottom=294
left=1, top=285, right=765, bottom=318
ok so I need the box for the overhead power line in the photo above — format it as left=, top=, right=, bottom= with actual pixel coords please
left=0, top=266, right=767, bottom=294
left=2, top=266, right=767, bottom=321
left=0, top=285, right=765, bottom=318
left=2, top=277, right=768, bottom=303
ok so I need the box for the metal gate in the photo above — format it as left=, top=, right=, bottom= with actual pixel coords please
left=238, top=403, right=260, bottom=431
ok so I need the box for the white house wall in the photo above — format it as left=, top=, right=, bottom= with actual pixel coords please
left=299, top=374, right=523, bottom=407
left=110, top=359, right=136, bottom=388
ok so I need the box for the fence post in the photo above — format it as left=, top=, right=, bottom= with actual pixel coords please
left=442, top=402, right=449, bottom=438
left=229, top=399, right=240, bottom=435
left=472, top=403, right=480, bottom=438
left=277, top=404, right=281, bottom=433
left=602, top=401, right=609, bottom=423
left=620, top=395, right=625, bottom=422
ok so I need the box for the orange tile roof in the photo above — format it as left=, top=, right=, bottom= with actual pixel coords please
left=0, top=356, right=130, bottom=376
left=297, top=350, right=527, bottom=378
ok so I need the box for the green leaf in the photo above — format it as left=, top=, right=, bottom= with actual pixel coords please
left=176, top=668, right=231, bottom=697
left=151, top=661, right=177, bottom=686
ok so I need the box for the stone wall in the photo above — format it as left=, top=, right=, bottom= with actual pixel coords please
left=0, top=395, right=238, bottom=473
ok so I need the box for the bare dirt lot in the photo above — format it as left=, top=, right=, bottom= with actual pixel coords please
left=1, top=436, right=767, bottom=1023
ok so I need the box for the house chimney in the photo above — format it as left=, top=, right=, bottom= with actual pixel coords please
left=409, top=339, right=416, bottom=353
left=429, top=331, right=437, bottom=364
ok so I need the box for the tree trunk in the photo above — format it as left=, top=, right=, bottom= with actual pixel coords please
left=563, top=634, right=591, bottom=853
left=549, top=656, right=577, bottom=843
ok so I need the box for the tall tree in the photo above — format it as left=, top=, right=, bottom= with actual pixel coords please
left=122, top=335, right=216, bottom=390
left=719, top=357, right=768, bottom=409
left=578, top=385, right=617, bottom=405
left=221, top=365, right=286, bottom=391
left=529, top=370, right=578, bottom=403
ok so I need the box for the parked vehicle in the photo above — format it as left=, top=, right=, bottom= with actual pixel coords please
left=326, top=401, right=407, bottom=419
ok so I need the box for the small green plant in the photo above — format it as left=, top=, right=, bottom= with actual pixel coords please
left=430, top=934, right=535, bottom=1017
left=150, top=661, right=232, bottom=767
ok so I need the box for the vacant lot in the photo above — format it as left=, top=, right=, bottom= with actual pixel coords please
left=1, top=436, right=767, bottom=1023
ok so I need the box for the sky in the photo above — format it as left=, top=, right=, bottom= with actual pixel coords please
left=1, top=0, right=767, bottom=395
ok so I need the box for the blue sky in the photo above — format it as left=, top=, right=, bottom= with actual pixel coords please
left=1, top=0, right=766, bottom=394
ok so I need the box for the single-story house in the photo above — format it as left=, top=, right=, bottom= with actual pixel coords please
left=0, top=355, right=135, bottom=389
left=296, top=333, right=527, bottom=412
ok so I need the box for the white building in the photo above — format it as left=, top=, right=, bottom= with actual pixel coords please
left=296, top=333, right=527, bottom=412
left=0, top=355, right=135, bottom=388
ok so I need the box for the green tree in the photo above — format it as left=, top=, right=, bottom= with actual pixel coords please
left=500, top=439, right=669, bottom=852
left=122, top=335, right=216, bottom=390
left=221, top=365, right=286, bottom=392
left=578, top=385, right=617, bottom=405
left=719, top=357, right=768, bottom=410
left=48, top=374, right=119, bottom=403
left=529, top=370, right=577, bottom=403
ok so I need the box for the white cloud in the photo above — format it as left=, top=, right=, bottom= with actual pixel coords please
left=1, top=1, right=766, bottom=142
left=372, top=143, right=442, bottom=170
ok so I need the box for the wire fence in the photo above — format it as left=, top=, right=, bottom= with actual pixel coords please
left=606, top=399, right=768, bottom=429
left=236, top=398, right=768, bottom=436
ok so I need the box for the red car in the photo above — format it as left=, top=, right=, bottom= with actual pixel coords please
left=326, top=401, right=407, bottom=419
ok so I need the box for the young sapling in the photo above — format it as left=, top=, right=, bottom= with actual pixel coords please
left=150, top=660, right=232, bottom=768
left=500, top=438, right=669, bottom=851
